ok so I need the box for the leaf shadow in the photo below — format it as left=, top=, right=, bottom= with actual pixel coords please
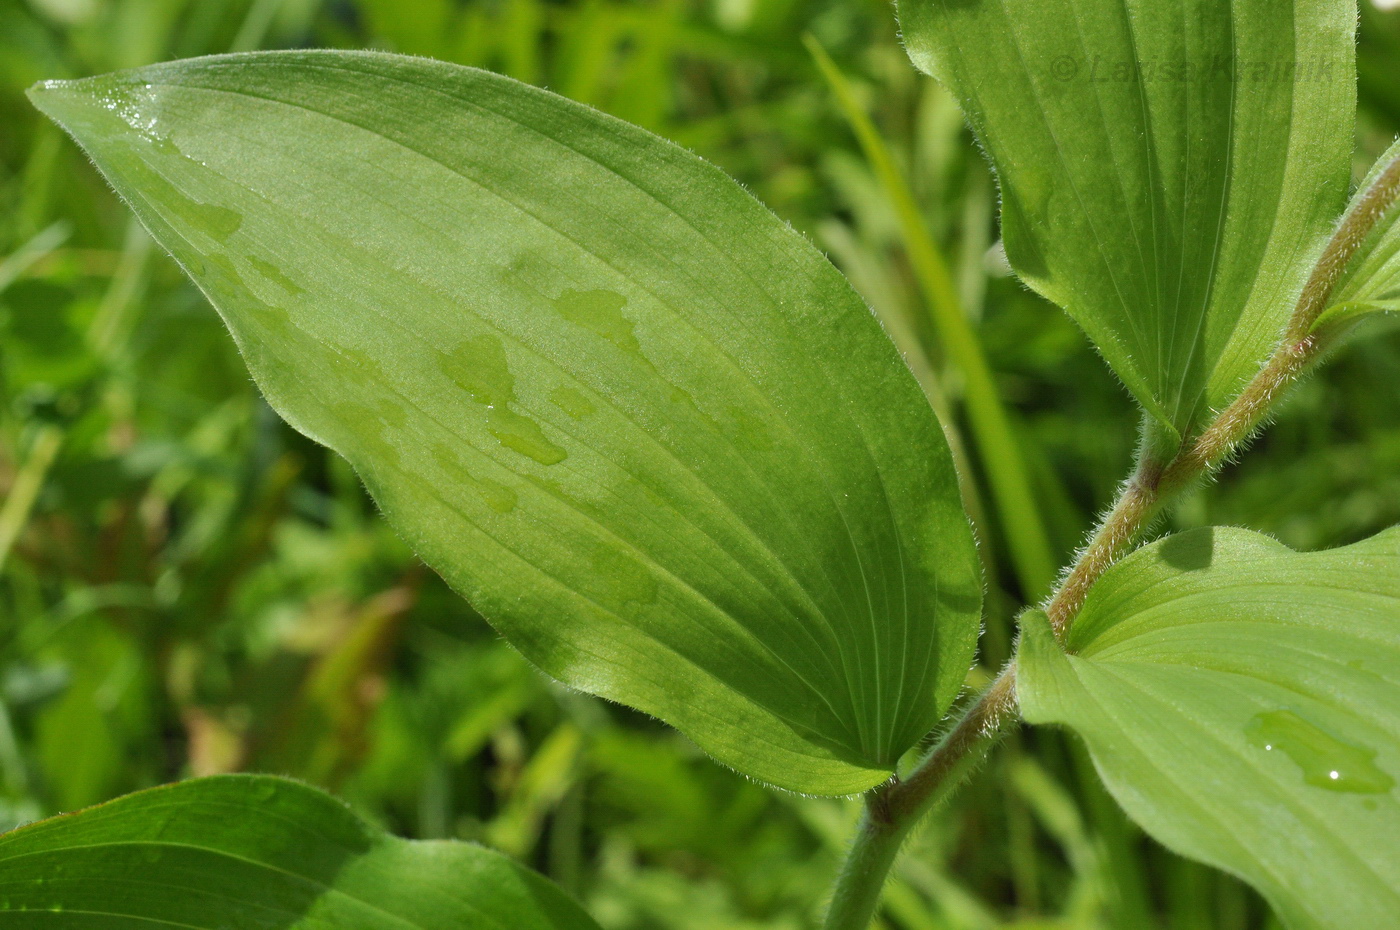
left=1157, top=526, right=1216, bottom=573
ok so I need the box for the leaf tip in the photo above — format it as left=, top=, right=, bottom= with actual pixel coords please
left=26, top=73, right=159, bottom=149
left=25, top=77, right=77, bottom=116
left=26, top=76, right=109, bottom=143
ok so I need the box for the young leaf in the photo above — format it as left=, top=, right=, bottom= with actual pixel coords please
left=1018, top=527, right=1400, bottom=930
left=1314, top=138, right=1400, bottom=331
left=0, top=774, right=600, bottom=928
left=897, top=0, right=1356, bottom=441
left=28, top=51, right=982, bottom=796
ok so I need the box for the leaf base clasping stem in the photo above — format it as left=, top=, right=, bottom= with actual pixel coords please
left=822, top=146, right=1400, bottom=930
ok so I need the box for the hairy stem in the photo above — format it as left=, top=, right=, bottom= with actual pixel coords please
left=823, top=668, right=1017, bottom=930
left=1043, top=453, right=1164, bottom=638
left=821, top=149, right=1400, bottom=929
left=821, top=789, right=907, bottom=930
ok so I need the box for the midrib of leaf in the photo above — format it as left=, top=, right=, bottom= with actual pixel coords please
left=0, top=877, right=293, bottom=928
left=1066, top=0, right=1161, bottom=390
left=0, top=792, right=367, bottom=853
left=979, top=0, right=1166, bottom=425
left=1112, top=0, right=1166, bottom=389
left=136, top=62, right=944, bottom=759
left=1208, top=2, right=1340, bottom=416
left=1089, top=622, right=1400, bottom=677
left=1166, top=0, right=1236, bottom=427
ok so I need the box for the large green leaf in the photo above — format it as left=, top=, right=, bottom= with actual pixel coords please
left=897, top=0, right=1356, bottom=440
left=1018, top=527, right=1400, bottom=930
left=28, top=51, right=982, bottom=795
left=0, top=775, right=598, bottom=927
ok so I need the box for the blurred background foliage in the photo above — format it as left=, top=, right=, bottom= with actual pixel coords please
left=1, top=1, right=1398, bottom=927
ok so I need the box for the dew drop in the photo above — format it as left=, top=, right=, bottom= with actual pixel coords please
left=439, top=334, right=565, bottom=465
left=490, top=425, right=567, bottom=465
left=246, top=256, right=305, bottom=297
left=549, top=385, right=595, bottom=420
left=477, top=477, right=518, bottom=514
left=1245, top=709, right=1394, bottom=795
left=552, top=289, right=640, bottom=357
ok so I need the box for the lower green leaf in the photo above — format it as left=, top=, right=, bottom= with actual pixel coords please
left=0, top=775, right=600, bottom=929
left=1018, top=527, right=1400, bottom=930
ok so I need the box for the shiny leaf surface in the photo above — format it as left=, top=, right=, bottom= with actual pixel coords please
left=898, top=0, right=1356, bottom=440
left=1019, top=527, right=1400, bottom=930
left=29, top=51, right=981, bottom=794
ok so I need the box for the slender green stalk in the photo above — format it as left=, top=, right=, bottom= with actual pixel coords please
left=0, top=425, right=63, bottom=573
left=87, top=219, right=153, bottom=358
left=823, top=667, right=1017, bottom=930
left=820, top=143, right=1400, bottom=928
left=821, top=789, right=909, bottom=930
left=0, top=699, right=29, bottom=797
left=0, top=221, right=69, bottom=296
left=806, top=36, right=1059, bottom=599
left=0, top=220, right=152, bottom=576
left=230, top=0, right=291, bottom=53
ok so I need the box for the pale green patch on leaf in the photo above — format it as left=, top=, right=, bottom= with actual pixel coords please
left=28, top=50, right=982, bottom=795
left=1316, top=138, right=1400, bottom=330
left=1018, top=527, right=1400, bottom=930
left=897, top=0, right=1356, bottom=441
left=0, top=775, right=600, bottom=928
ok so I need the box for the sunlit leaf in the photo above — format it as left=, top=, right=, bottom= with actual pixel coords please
left=0, top=775, right=600, bottom=928
left=1019, top=527, right=1400, bottom=930
left=28, top=50, right=981, bottom=795
left=897, top=0, right=1356, bottom=441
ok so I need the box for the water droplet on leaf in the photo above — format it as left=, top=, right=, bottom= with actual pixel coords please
left=439, top=333, right=566, bottom=465
left=549, top=385, right=595, bottom=419
left=1246, top=709, right=1393, bottom=794
left=553, top=289, right=640, bottom=357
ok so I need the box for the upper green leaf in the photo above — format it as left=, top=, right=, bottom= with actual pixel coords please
left=897, top=0, right=1356, bottom=440
left=1018, top=527, right=1400, bottom=930
left=28, top=50, right=982, bottom=795
left=1316, top=138, right=1400, bottom=329
left=0, top=774, right=599, bottom=928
